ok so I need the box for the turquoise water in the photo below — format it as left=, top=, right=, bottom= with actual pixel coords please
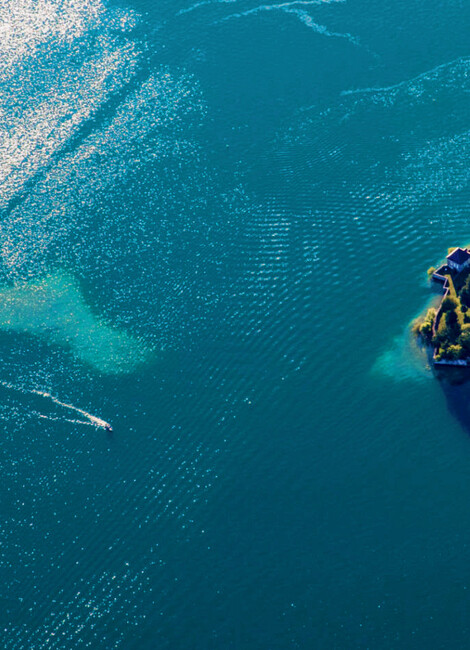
left=2, top=0, right=470, bottom=647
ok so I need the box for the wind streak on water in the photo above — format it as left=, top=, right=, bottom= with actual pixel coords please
left=0, top=0, right=253, bottom=648
left=178, top=0, right=344, bottom=15
left=281, top=7, right=358, bottom=43
left=0, top=1, right=142, bottom=212
left=341, top=55, right=470, bottom=97
left=209, top=0, right=359, bottom=46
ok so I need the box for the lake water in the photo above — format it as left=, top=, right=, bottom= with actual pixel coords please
left=2, top=0, right=470, bottom=647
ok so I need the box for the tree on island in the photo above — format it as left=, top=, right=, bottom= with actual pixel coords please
left=460, top=276, right=470, bottom=308
left=414, top=258, right=470, bottom=362
left=444, top=308, right=460, bottom=340
left=460, top=323, right=470, bottom=352
left=445, top=344, right=464, bottom=360
left=441, top=295, right=458, bottom=312
left=412, top=308, right=436, bottom=343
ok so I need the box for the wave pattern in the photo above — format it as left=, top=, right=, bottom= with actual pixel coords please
left=176, top=0, right=358, bottom=46
left=256, top=56, right=470, bottom=391
left=3, top=0, right=470, bottom=647
left=0, top=0, right=224, bottom=647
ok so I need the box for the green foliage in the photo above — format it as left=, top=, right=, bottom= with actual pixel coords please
left=412, top=308, right=436, bottom=343
left=445, top=344, right=464, bottom=360
left=441, top=309, right=461, bottom=343
left=441, top=295, right=458, bottom=312
left=459, top=324, right=470, bottom=351
left=421, top=309, right=436, bottom=341
left=420, top=258, right=470, bottom=361
left=446, top=309, right=458, bottom=326
left=419, top=321, right=432, bottom=341
left=460, top=274, right=470, bottom=307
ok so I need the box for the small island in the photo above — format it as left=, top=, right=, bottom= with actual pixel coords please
left=414, top=247, right=470, bottom=364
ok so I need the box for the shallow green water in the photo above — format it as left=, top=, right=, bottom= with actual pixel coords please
left=2, top=0, right=470, bottom=648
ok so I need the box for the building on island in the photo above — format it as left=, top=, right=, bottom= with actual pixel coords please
left=417, top=246, right=470, bottom=367
left=446, top=247, right=470, bottom=273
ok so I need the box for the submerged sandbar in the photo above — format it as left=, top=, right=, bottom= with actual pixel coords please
left=0, top=272, right=150, bottom=374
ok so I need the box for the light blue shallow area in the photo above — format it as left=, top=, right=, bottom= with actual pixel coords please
left=2, top=0, right=470, bottom=647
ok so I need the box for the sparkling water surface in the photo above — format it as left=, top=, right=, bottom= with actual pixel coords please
left=2, top=0, right=470, bottom=647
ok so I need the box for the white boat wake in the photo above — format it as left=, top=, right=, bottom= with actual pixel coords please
left=32, top=390, right=113, bottom=430
left=35, top=413, right=98, bottom=428
left=0, top=380, right=112, bottom=431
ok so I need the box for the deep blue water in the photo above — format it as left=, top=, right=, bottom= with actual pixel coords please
left=2, top=0, right=470, bottom=647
